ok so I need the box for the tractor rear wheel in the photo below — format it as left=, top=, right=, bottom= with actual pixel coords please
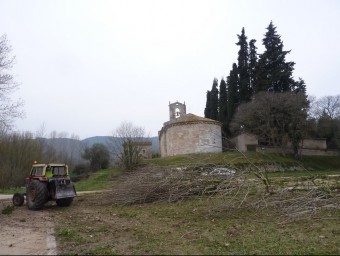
left=12, top=192, right=25, bottom=206
left=56, top=197, right=73, bottom=207
left=26, top=180, right=48, bottom=210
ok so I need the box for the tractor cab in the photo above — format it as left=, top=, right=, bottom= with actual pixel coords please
left=28, top=163, right=68, bottom=179
left=30, top=164, right=46, bottom=176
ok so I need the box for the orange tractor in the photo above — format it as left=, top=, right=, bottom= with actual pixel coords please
left=12, top=163, right=77, bottom=210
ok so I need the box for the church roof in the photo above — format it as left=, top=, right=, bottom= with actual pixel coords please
left=163, top=113, right=221, bottom=127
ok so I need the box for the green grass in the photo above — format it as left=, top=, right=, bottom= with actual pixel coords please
left=56, top=192, right=339, bottom=255
left=146, top=152, right=339, bottom=170
left=300, top=155, right=340, bottom=169
left=0, top=187, right=25, bottom=195
left=1, top=205, right=15, bottom=215
left=110, top=197, right=340, bottom=255
left=144, top=152, right=282, bottom=167
left=112, top=197, right=340, bottom=255
left=73, top=168, right=122, bottom=192
left=267, top=169, right=340, bottom=178
left=0, top=169, right=121, bottom=194
left=57, top=226, right=90, bottom=244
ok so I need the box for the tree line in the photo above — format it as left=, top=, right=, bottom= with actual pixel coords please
left=0, top=124, right=148, bottom=189
left=204, top=21, right=339, bottom=155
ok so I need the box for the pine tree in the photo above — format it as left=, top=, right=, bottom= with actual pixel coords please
left=293, top=77, right=307, bottom=94
left=218, top=78, right=228, bottom=135
left=227, top=63, right=239, bottom=123
left=236, top=28, right=250, bottom=103
left=248, top=39, right=257, bottom=97
left=255, top=21, right=296, bottom=93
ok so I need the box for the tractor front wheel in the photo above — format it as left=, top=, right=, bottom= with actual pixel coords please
left=26, top=180, right=48, bottom=210
left=12, top=192, right=25, bottom=206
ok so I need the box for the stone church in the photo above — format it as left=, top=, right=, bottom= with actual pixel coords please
left=158, top=101, right=222, bottom=157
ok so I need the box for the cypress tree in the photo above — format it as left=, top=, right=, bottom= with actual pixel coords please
left=236, top=28, right=250, bottom=103
left=204, top=90, right=212, bottom=118
left=255, top=21, right=296, bottom=93
left=218, top=78, right=228, bottom=135
left=209, top=78, right=219, bottom=120
left=227, top=63, right=239, bottom=123
left=248, top=39, right=257, bottom=97
left=204, top=78, right=219, bottom=119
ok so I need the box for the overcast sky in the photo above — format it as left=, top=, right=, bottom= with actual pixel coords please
left=1, top=0, right=339, bottom=139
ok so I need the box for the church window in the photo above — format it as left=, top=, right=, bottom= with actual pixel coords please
left=175, top=108, right=180, bottom=118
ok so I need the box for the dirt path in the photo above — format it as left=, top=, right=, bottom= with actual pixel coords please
left=0, top=191, right=111, bottom=255
left=0, top=199, right=57, bottom=255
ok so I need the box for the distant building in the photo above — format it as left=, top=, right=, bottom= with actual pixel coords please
left=122, top=140, right=152, bottom=159
left=232, top=133, right=338, bottom=156
left=136, top=141, right=152, bottom=159
left=158, top=101, right=222, bottom=157
left=231, top=133, right=258, bottom=152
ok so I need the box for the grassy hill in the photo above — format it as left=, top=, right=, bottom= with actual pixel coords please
left=74, top=152, right=340, bottom=193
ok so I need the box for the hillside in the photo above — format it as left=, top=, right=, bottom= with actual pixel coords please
left=82, top=136, right=159, bottom=153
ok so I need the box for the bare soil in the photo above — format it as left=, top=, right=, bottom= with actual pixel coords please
left=52, top=192, right=138, bottom=255
left=0, top=191, right=135, bottom=255
left=0, top=199, right=57, bottom=255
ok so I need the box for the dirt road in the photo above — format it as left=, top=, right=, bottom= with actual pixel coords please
left=0, top=191, right=111, bottom=255
left=0, top=199, right=57, bottom=255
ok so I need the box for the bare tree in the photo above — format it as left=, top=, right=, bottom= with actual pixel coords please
left=108, top=121, right=147, bottom=170
left=309, top=95, right=340, bottom=150
left=0, top=132, right=43, bottom=188
left=311, top=95, right=340, bottom=120
left=0, top=34, right=24, bottom=133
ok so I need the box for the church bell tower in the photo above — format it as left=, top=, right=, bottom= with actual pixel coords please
left=169, top=101, right=186, bottom=121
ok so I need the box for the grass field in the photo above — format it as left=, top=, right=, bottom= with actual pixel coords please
left=52, top=152, right=340, bottom=255
left=73, top=168, right=123, bottom=191
left=54, top=192, right=340, bottom=255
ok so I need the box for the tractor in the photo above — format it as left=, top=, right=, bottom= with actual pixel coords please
left=12, top=163, right=77, bottom=210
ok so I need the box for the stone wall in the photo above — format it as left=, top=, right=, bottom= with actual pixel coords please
left=287, top=138, right=327, bottom=150
left=255, top=146, right=339, bottom=156
left=231, top=133, right=335, bottom=156
left=231, top=133, right=258, bottom=152
left=159, top=122, right=222, bottom=157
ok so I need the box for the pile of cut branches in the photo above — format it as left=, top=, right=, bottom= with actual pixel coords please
left=109, top=165, right=249, bottom=205
left=106, top=164, right=339, bottom=223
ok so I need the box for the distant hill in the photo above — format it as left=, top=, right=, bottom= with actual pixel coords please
left=82, top=136, right=159, bottom=153
left=82, top=136, right=112, bottom=147
left=38, top=136, right=159, bottom=163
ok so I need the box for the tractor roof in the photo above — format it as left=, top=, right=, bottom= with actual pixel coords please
left=32, top=163, right=67, bottom=167
left=47, top=163, right=67, bottom=166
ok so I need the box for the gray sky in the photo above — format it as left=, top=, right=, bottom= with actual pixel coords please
left=1, top=0, right=339, bottom=139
